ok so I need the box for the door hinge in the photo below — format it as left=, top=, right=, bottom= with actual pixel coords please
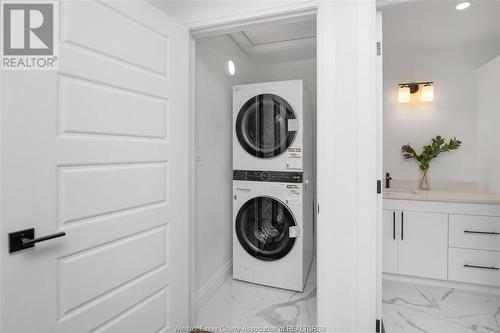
left=377, top=180, right=382, bottom=194
left=376, top=42, right=382, bottom=56
left=317, top=203, right=320, bottom=214
left=376, top=319, right=384, bottom=332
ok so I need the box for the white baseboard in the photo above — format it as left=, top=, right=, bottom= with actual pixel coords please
left=383, top=273, right=500, bottom=295
left=196, top=259, right=233, bottom=310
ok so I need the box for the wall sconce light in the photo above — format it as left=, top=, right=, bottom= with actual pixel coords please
left=398, top=82, right=434, bottom=103
left=420, top=83, right=434, bottom=102
left=398, top=85, right=412, bottom=103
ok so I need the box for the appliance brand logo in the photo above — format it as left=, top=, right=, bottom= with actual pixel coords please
left=1, top=2, right=58, bottom=70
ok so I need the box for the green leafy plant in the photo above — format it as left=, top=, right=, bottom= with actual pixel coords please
left=401, top=136, right=462, bottom=189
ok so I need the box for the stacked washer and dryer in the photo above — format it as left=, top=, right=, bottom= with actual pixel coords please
left=232, top=80, right=314, bottom=292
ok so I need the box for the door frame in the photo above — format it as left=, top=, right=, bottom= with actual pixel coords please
left=186, top=1, right=378, bottom=331
left=376, top=10, right=384, bottom=327
left=0, top=62, right=3, bottom=331
left=187, top=5, right=318, bottom=325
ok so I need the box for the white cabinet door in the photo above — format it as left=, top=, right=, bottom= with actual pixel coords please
left=382, top=210, right=398, bottom=274
left=1, top=1, right=189, bottom=332
left=398, top=211, right=448, bottom=279
left=449, top=248, right=500, bottom=287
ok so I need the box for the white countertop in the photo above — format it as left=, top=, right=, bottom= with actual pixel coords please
left=384, top=188, right=500, bottom=205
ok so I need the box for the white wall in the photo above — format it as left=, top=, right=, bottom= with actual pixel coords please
left=195, top=35, right=258, bottom=295
left=477, top=54, right=500, bottom=194
left=383, top=44, right=500, bottom=185
left=256, top=59, right=317, bottom=112
left=316, top=1, right=377, bottom=330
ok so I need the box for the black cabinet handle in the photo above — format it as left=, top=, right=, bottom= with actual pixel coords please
left=9, top=228, right=66, bottom=253
left=464, top=230, right=499, bottom=235
left=464, top=264, right=499, bottom=271
left=401, top=212, right=404, bottom=240
left=392, top=211, right=396, bottom=240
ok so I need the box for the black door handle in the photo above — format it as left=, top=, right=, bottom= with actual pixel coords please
left=9, top=228, right=66, bottom=253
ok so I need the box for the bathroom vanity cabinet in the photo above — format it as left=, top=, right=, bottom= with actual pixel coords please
left=383, top=210, right=447, bottom=279
left=383, top=193, right=500, bottom=288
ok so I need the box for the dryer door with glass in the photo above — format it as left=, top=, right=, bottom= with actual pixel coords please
left=235, top=196, right=296, bottom=261
left=235, top=94, right=298, bottom=159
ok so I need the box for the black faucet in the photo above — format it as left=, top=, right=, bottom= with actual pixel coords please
left=385, top=173, right=392, bottom=189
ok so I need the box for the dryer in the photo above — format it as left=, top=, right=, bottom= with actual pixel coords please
left=232, top=170, right=313, bottom=292
left=233, top=80, right=313, bottom=173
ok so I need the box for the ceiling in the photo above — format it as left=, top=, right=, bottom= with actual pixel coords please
left=382, top=0, right=500, bottom=50
left=148, top=0, right=317, bottom=63
left=239, top=19, right=315, bottom=45
left=228, top=19, right=316, bottom=63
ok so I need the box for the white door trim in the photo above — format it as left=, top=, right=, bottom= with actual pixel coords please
left=187, top=1, right=378, bottom=331
left=188, top=35, right=197, bottom=326
left=188, top=4, right=317, bottom=38
left=376, top=10, right=384, bottom=325
left=0, top=59, right=3, bottom=333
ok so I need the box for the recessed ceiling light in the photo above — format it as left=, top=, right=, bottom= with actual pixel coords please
left=456, top=2, right=471, bottom=10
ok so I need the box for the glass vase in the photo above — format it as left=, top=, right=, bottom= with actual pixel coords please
left=419, top=168, right=430, bottom=190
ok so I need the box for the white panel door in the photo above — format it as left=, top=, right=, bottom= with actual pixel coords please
left=397, top=211, right=448, bottom=280
left=1, top=1, right=189, bottom=332
left=382, top=210, right=398, bottom=274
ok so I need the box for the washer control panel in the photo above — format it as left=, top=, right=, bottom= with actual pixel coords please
left=233, top=170, right=302, bottom=183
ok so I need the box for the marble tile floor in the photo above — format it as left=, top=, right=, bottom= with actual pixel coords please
left=196, top=260, right=317, bottom=332
left=383, top=279, right=500, bottom=333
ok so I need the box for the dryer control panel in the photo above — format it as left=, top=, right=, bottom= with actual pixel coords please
left=233, top=170, right=302, bottom=183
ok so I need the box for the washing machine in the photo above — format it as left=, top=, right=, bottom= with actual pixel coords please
left=233, top=80, right=313, bottom=172
left=232, top=170, right=313, bottom=292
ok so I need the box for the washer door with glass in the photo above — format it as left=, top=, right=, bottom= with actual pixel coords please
left=236, top=94, right=297, bottom=159
left=235, top=196, right=296, bottom=261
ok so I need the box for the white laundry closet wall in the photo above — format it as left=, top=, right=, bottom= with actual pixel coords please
left=195, top=34, right=317, bottom=306
left=256, top=59, right=317, bottom=113
left=195, top=35, right=258, bottom=305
